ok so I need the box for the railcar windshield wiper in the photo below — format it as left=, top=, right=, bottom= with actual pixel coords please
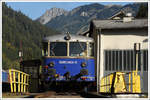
left=69, top=42, right=86, bottom=57
left=78, top=41, right=85, bottom=53
left=50, top=43, right=56, bottom=56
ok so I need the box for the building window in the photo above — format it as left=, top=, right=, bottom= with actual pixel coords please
left=143, top=50, right=148, bottom=71
left=104, top=50, right=148, bottom=71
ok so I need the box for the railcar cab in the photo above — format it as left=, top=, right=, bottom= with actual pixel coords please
left=42, top=34, right=94, bottom=58
left=42, top=33, right=95, bottom=81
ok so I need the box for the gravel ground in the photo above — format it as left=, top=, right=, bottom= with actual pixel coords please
left=2, top=92, right=31, bottom=98
left=3, top=91, right=83, bottom=98
left=33, top=91, right=82, bottom=98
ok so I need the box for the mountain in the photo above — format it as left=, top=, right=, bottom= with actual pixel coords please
left=37, top=7, right=68, bottom=24
left=37, top=3, right=146, bottom=34
left=2, top=3, right=59, bottom=70
left=45, top=3, right=107, bottom=34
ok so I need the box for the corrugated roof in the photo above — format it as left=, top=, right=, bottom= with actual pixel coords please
left=92, top=19, right=148, bottom=29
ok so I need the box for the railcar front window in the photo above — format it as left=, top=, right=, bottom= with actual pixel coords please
left=50, top=42, right=67, bottom=56
left=70, top=42, right=87, bottom=57
left=42, top=42, right=48, bottom=56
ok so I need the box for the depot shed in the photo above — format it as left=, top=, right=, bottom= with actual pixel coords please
left=89, top=19, right=148, bottom=93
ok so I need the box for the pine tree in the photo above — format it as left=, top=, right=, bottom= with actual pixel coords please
left=136, top=3, right=148, bottom=18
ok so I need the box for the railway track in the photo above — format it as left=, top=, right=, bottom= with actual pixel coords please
left=24, top=88, right=106, bottom=98
left=26, top=82, right=99, bottom=98
left=3, top=87, right=107, bottom=98
left=3, top=81, right=101, bottom=98
left=31, top=91, right=82, bottom=98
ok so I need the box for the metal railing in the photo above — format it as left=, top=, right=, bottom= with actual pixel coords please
left=9, top=69, right=30, bottom=93
left=100, top=71, right=141, bottom=93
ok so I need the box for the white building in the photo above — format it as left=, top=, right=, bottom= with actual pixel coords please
left=88, top=19, right=148, bottom=93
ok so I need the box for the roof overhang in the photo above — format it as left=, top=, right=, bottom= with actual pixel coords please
left=92, top=19, right=148, bottom=30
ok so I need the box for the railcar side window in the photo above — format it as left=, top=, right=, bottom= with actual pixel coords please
left=42, top=42, right=48, bottom=56
left=50, top=42, right=67, bottom=56
left=69, top=42, right=87, bottom=57
left=88, top=43, right=94, bottom=57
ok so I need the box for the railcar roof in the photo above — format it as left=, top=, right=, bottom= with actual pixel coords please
left=43, top=34, right=94, bottom=42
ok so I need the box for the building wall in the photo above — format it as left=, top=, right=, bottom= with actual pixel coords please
left=93, top=28, right=148, bottom=93
left=92, top=28, right=101, bottom=92
left=101, top=34, right=148, bottom=50
left=100, top=29, right=148, bottom=76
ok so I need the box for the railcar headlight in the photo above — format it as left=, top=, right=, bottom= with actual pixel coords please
left=44, top=65, right=48, bottom=69
left=64, top=35, right=71, bottom=40
left=49, top=62, right=54, bottom=67
left=81, top=62, right=86, bottom=67
left=55, top=74, right=59, bottom=78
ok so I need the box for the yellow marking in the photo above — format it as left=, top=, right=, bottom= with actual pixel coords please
left=109, top=74, right=113, bottom=92
left=18, top=72, right=20, bottom=92
left=100, top=73, right=114, bottom=93
left=114, top=72, right=126, bottom=93
left=21, top=73, right=24, bottom=92
left=8, top=69, right=30, bottom=93
left=100, top=71, right=141, bottom=94
left=9, top=69, right=13, bottom=93
left=132, top=71, right=141, bottom=93
left=104, top=77, right=106, bottom=92
left=136, top=53, right=138, bottom=75
left=129, top=72, right=131, bottom=92
left=13, top=71, right=16, bottom=92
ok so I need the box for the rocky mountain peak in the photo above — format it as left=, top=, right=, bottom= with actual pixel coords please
left=37, top=7, right=68, bottom=24
left=36, top=3, right=146, bottom=35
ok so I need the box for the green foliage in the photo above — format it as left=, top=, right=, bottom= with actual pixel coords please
left=2, top=3, right=59, bottom=70
left=136, top=3, right=148, bottom=18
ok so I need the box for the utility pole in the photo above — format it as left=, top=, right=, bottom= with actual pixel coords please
left=19, top=40, right=23, bottom=70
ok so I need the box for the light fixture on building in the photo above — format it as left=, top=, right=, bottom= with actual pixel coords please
left=134, top=43, right=141, bottom=53
left=19, top=50, right=23, bottom=57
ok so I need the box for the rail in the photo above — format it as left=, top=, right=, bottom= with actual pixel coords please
left=9, top=69, right=30, bottom=93
left=100, top=71, right=141, bottom=93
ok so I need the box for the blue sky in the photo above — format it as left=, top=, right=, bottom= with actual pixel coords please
left=6, top=2, right=133, bottom=20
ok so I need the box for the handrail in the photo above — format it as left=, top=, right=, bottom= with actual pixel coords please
left=9, top=69, right=30, bottom=93
left=100, top=71, right=141, bottom=93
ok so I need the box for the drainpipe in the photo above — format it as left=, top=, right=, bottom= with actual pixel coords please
left=134, top=43, right=141, bottom=75
left=96, top=28, right=101, bottom=93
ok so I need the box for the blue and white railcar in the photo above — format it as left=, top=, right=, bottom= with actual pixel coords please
left=42, top=34, right=95, bottom=83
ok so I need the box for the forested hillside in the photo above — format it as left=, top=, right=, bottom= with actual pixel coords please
left=136, top=3, right=148, bottom=18
left=2, top=2, right=148, bottom=70
left=2, top=3, right=59, bottom=70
